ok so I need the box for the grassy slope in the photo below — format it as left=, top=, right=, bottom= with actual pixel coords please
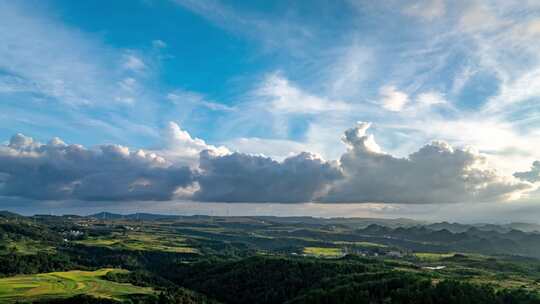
left=1, top=239, right=56, bottom=255
left=76, top=231, right=197, bottom=254
left=0, top=269, right=153, bottom=303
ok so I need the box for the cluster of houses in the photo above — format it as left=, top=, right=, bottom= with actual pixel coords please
left=342, top=246, right=405, bottom=258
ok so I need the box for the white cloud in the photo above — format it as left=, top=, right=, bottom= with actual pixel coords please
left=118, top=78, right=137, bottom=92
left=524, top=19, right=540, bottom=36
left=167, top=90, right=235, bottom=112
left=459, top=3, right=503, bottom=33
left=152, top=39, right=167, bottom=48
left=172, top=0, right=313, bottom=55
left=114, top=77, right=139, bottom=104
left=122, top=54, right=146, bottom=72
left=0, top=2, right=147, bottom=106
left=452, top=3, right=540, bottom=116
left=224, top=137, right=309, bottom=161
left=416, top=91, right=447, bottom=106
left=379, top=86, right=409, bottom=112
left=256, top=73, right=351, bottom=114
left=161, top=121, right=230, bottom=167
left=217, top=69, right=363, bottom=149
left=341, top=122, right=381, bottom=153
left=385, top=115, right=540, bottom=177
left=403, top=0, right=446, bottom=21
left=485, top=68, right=540, bottom=113
left=304, top=120, right=352, bottom=161
left=325, top=44, right=372, bottom=99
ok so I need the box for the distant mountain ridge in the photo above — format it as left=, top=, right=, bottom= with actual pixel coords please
left=87, top=212, right=178, bottom=221
left=2, top=210, right=539, bottom=233
left=83, top=212, right=540, bottom=233
left=425, top=221, right=540, bottom=233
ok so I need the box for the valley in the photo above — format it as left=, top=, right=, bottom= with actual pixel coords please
left=1, top=211, right=540, bottom=303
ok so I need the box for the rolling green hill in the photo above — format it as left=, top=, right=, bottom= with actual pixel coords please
left=1, top=211, right=540, bottom=303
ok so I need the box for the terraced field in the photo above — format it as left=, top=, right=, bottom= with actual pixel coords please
left=0, top=269, right=154, bottom=303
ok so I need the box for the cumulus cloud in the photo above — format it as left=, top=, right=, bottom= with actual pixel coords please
left=514, top=161, right=540, bottom=183
left=0, top=133, right=194, bottom=201
left=160, top=121, right=230, bottom=167
left=193, top=151, right=342, bottom=203
left=224, top=137, right=310, bottom=161
left=0, top=122, right=532, bottom=205
left=323, top=122, right=532, bottom=204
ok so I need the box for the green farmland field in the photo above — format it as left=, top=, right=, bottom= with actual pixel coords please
left=75, top=232, right=197, bottom=254
left=0, top=268, right=154, bottom=303
left=303, top=247, right=343, bottom=257
left=413, top=252, right=459, bottom=261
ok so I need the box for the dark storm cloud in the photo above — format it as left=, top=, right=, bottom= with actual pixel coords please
left=0, top=134, right=194, bottom=201
left=322, top=123, right=532, bottom=204
left=193, top=150, right=342, bottom=203
left=0, top=122, right=532, bottom=204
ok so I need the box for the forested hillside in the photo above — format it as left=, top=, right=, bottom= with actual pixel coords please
left=1, top=212, right=540, bottom=303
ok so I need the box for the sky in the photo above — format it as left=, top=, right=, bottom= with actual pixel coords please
left=2, top=0, right=540, bottom=222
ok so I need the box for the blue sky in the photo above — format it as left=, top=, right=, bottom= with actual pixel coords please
left=2, top=0, right=540, bottom=221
